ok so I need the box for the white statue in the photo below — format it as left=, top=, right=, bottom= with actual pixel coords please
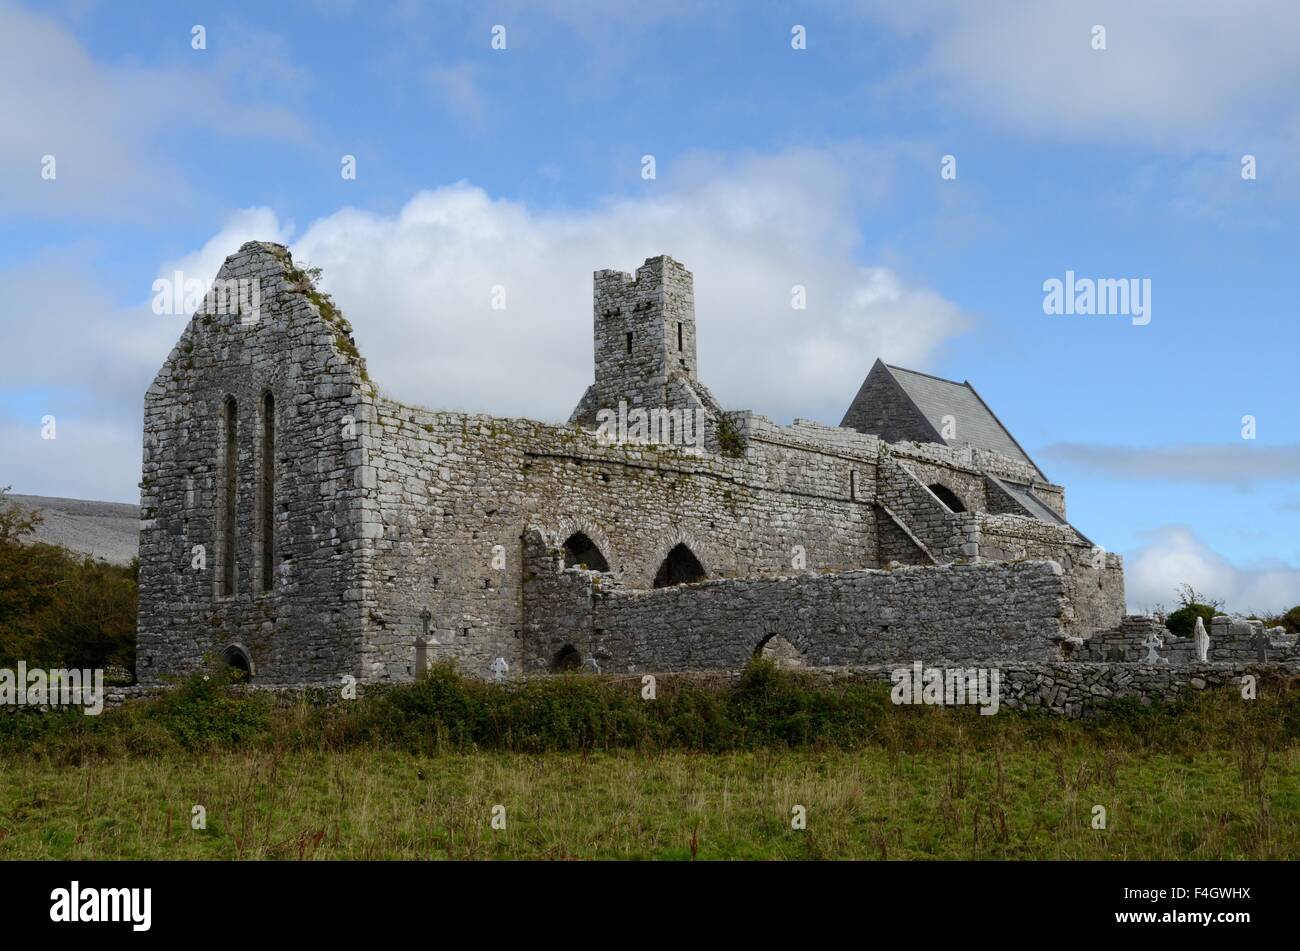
left=489, top=656, right=509, bottom=682
left=1193, top=616, right=1210, bottom=663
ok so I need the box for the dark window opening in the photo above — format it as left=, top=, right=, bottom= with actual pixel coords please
left=221, top=644, right=252, bottom=682
left=677, top=322, right=682, bottom=351
left=625, top=331, right=633, bottom=354
left=552, top=644, right=582, bottom=672
left=261, top=392, right=275, bottom=592
left=653, top=543, right=706, bottom=588
left=221, top=396, right=238, bottom=597
left=928, top=484, right=967, bottom=513
left=562, top=531, right=610, bottom=572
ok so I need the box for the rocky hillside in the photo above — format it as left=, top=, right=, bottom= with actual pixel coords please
left=8, top=494, right=139, bottom=566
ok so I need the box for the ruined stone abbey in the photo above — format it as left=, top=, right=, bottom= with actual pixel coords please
left=138, top=242, right=1133, bottom=686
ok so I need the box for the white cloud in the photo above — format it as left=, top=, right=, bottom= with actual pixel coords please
left=1125, top=525, right=1300, bottom=615
left=0, top=418, right=142, bottom=505
left=157, top=208, right=295, bottom=290
left=0, top=2, right=310, bottom=218
left=1041, top=442, right=1300, bottom=486
left=0, top=151, right=970, bottom=500
left=289, top=151, right=969, bottom=423
left=859, top=0, right=1300, bottom=148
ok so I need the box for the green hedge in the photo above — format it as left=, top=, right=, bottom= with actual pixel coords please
left=4, top=660, right=1300, bottom=763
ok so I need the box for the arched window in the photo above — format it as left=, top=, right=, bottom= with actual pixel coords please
left=221, top=396, right=238, bottom=596
left=754, top=633, right=805, bottom=669
left=928, top=483, right=966, bottom=513
left=562, top=531, right=609, bottom=572
left=552, top=644, right=582, bottom=671
left=222, top=643, right=253, bottom=681
left=653, top=543, right=706, bottom=588
left=260, top=392, right=276, bottom=593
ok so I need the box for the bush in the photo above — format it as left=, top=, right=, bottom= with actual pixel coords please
left=149, top=668, right=271, bottom=751
left=1164, top=584, right=1221, bottom=639
left=1165, top=603, right=1218, bottom=639
left=5, top=659, right=1300, bottom=763
left=1271, top=605, right=1300, bottom=635
left=0, top=488, right=137, bottom=674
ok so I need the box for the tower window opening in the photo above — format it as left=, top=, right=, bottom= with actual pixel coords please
left=626, top=331, right=633, bottom=354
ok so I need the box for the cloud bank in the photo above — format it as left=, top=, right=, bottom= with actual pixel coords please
left=1, top=151, right=969, bottom=500
left=1125, top=525, right=1300, bottom=615
left=861, top=0, right=1300, bottom=149
left=1041, top=442, right=1300, bottom=486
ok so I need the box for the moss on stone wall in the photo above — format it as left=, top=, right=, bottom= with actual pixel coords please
left=716, top=413, right=746, bottom=458
left=280, top=256, right=372, bottom=387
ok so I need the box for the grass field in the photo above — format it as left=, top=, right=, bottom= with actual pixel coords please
left=2, top=663, right=1299, bottom=860
left=2, top=747, right=1298, bottom=860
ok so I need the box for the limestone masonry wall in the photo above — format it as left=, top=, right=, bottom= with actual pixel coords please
left=22, top=661, right=1299, bottom=720
left=139, top=245, right=1128, bottom=685
left=523, top=527, right=1070, bottom=672
left=138, top=243, right=376, bottom=685
left=364, top=402, right=880, bottom=680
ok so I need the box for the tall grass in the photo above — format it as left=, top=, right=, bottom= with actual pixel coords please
left=3, top=662, right=1299, bottom=859
left=3, top=660, right=1298, bottom=762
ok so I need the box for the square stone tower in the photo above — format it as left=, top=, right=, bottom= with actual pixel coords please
left=570, top=255, right=724, bottom=430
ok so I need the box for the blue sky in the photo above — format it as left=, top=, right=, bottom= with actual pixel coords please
left=2, top=0, right=1298, bottom=613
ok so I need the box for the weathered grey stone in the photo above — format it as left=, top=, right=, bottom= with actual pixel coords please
left=137, top=246, right=1127, bottom=684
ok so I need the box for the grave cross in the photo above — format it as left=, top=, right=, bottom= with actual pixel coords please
left=1141, top=630, right=1167, bottom=665
left=414, top=608, right=434, bottom=680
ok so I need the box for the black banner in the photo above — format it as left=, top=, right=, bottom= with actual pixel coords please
left=0, top=860, right=1276, bottom=937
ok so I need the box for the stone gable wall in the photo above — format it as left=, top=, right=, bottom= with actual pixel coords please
left=138, top=243, right=376, bottom=684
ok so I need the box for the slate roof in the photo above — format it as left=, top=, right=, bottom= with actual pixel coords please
left=882, top=364, right=1047, bottom=481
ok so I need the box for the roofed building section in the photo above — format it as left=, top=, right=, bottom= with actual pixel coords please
left=841, top=359, right=1047, bottom=481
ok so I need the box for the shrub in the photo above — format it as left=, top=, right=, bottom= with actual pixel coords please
left=1165, top=603, right=1218, bottom=639
left=1164, top=584, right=1221, bottom=639
left=1271, top=605, right=1300, bottom=635
left=4, top=660, right=1300, bottom=762
left=0, top=488, right=137, bottom=674
left=150, top=669, right=271, bottom=750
